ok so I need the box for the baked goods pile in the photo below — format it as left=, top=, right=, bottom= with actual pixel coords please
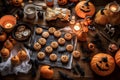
left=31, top=26, right=77, bottom=69
left=45, top=7, right=71, bottom=21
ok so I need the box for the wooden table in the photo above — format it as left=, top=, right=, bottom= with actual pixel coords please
left=0, top=0, right=120, bottom=80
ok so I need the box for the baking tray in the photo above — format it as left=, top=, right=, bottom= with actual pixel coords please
left=27, top=25, right=77, bottom=69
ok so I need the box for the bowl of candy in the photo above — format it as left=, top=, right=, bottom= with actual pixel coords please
left=12, top=23, right=32, bottom=42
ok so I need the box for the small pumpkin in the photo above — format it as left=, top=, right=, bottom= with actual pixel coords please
left=75, top=0, right=95, bottom=18
left=40, top=65, right=54, bottom=79
left=90, top=53, right=115, bottom=76
left=17, top=50, right=27, bottom=61
left=4, top=40, right=14, bottom=50
left=0, top=48, right=10, bottom=58
left=58, top=0, right=68, bottom=6
left=115, top=49, right=120, bottom=68
left=11, top=55, right=20, bottom=65
left=12, top=0, right=23, bottom=6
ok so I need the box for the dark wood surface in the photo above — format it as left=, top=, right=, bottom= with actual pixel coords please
left=0, top=0, right=120, bottom=80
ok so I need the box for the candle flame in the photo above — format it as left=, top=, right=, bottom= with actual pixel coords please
left=74, top=23, right=80, bottom=31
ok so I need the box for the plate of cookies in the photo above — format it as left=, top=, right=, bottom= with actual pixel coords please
left=29, top=25, right=77, bottom=69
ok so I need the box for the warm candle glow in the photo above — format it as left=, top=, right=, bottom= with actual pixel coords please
left=74, top=23, right=80, bottom=31
left=110, top=5, right=118, bottom=12
left=4, top=23, right=13, bottom=28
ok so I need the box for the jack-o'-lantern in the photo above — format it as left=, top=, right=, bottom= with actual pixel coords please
left=17, top=50, right=27, bottom=61
left=12, top=0, right=23, bottom=6
left=115, top=49, right=120, bottom=68
left=75, top=0, right=95, bottom=18
left=70, top=0, right=78, bottom=3
left=91, top=53, right=115, bottom=76
left=0, top=48, right=10, bottom=58
left=11, top=55, right=20, bottom=65
left=58, top=0, right=68, bottom=6
left=40, top=65, right=54, bottom=79
left=4, top=40, right=14, bottom=50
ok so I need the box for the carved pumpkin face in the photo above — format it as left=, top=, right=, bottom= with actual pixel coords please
left=12, top=0, right=23, bottom=6
left=90, top=53, right=115, bottom=76
left=75, top=1, right=95, bottom=18
left=58, top=0, right=68, bottom=6
left=115, top=49, right=120, bottom=67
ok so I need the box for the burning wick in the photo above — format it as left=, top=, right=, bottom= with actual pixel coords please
left=4, top=23, right=13, bottom=28
left=110, top=5, right=118, bottom=12
left=74, top=23, right=80, bottom=31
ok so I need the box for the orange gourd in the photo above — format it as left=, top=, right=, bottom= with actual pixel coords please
left=115, top=50, right=120, bottom=68
left=75, top=0, right=95, bottom=18
left=4, top=39, right=14, bottom=50
left=58, top=0, right=68, bottom=6
left=90, top=53, right=115, bottom=76
left=11, top=55, right=20, bottom=65
left=40, top=65, right=54, bottom=79
left=17, top=50, right=27, bottom=61
left=0, top=32, right=7, bottom=42
left=0, top=48, right=10, bottom=58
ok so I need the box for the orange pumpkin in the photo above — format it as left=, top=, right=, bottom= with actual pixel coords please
left=75, top=0, right=95, bottom=18
left=58, top=0, right=68, bottom=6
left=90, top=53, right=115, bottom=76
left=0, top=48, right=10, bottom=58
left=115, top=49, right=120, bottom=68
left=0, top=32, right=7, bottom=42
left=17, top=50, right=27, bottom=61
left=4, top=40, right=14, bottom=50
left=40, top=65, right=54, bottom=79
left=12, top=0, right=23, bottom=6
left=11, top=55, right=20, bottom=65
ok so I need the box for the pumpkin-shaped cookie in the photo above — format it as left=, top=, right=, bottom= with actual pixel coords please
left=90, top=53, right=115, bottom=76
left=115, top=49, right=120, bottom=67
left=75, top=0, right=95, bottom=18
left=58, top=0, right=68, bottom=6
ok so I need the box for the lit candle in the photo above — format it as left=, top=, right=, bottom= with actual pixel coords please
left=110, top=4, right=118, bottom=12
left=4, top=23, right=13, bottom=28
left=74, top=23, right=80, bottom=31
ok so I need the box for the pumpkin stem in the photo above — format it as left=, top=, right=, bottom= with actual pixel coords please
left=102, top=57, right=108, bottom=62
left=84, top=0, right=90, bottom=6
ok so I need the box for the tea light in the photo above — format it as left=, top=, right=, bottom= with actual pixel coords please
left=110, top=4, right=118, bottom=12
left=74, top=23, right=81, bottom=31
left=4, top=23, right=13, bottom=29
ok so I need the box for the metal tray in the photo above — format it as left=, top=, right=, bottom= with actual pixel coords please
left=27, top=25, right=77, bottom=69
